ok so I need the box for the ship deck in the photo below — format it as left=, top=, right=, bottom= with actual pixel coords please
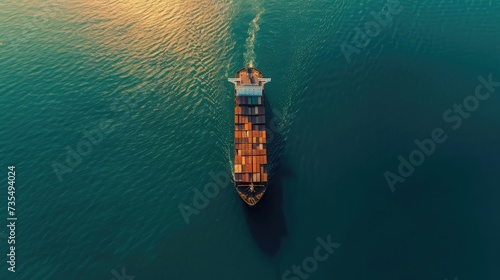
left=231, top=67, right=269, bottom=206
left=238, top=67, right=261, bottom=85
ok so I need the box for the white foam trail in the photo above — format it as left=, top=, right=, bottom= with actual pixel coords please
left=244, top=8, right=265, bottom=67
left=225, top=145, right=235, bottom=180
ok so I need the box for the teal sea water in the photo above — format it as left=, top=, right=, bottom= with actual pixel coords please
left=1, top=0, right=500, bottom=279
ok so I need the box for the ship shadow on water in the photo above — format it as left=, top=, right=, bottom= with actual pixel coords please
left=241, top=99, right=290, bottom=257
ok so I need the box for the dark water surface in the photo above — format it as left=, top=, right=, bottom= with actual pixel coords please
left=1, top=0, right=500, bottom=279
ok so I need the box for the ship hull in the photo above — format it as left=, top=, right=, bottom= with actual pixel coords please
left=229, top=67, right=271, bottom=206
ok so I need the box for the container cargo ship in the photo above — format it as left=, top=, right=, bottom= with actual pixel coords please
left=228, top=67, right=271, bottom=206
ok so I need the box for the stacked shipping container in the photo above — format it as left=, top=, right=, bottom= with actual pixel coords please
left=234, top=95, right=268, bottom=183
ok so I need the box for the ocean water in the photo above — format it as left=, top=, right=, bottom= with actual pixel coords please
left=1, top=0, right=500, bottom=279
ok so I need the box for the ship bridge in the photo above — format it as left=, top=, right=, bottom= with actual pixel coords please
left=234, top=85, right=262, bottom=96
left=228, top=67, right=271, bottom=96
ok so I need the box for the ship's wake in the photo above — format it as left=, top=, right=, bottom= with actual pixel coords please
left=222, top=143, right=235, bottom=180
left=244, top=8, right=265, bottom=67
